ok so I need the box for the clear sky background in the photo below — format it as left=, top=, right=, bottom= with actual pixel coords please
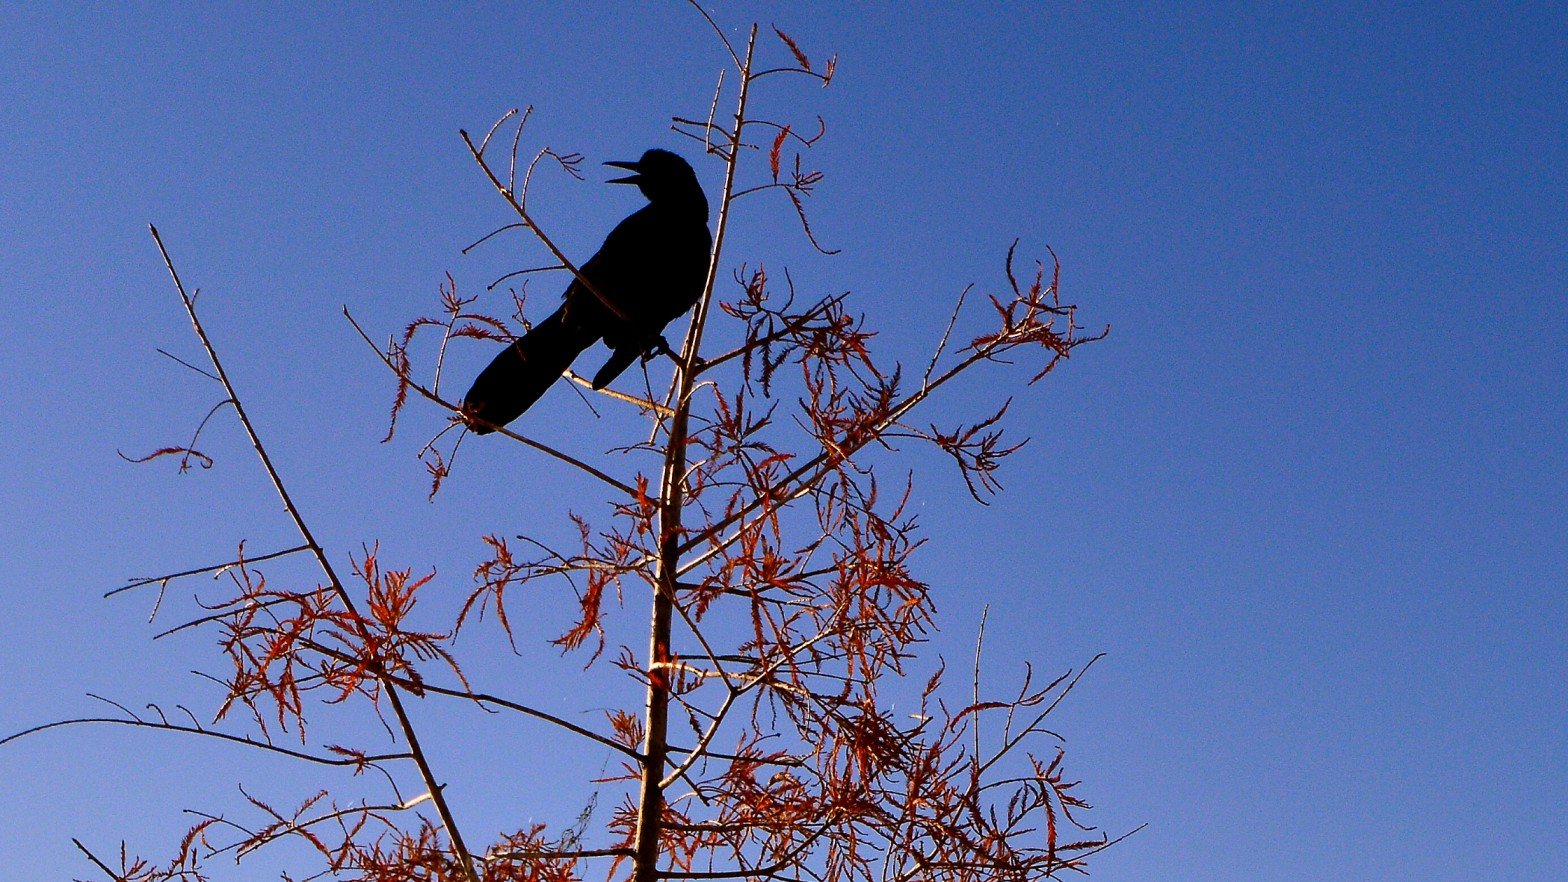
left=2, top=2, right=1564, bottom=879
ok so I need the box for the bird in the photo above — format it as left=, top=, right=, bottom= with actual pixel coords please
left=461, top=148, right=712, bottom=434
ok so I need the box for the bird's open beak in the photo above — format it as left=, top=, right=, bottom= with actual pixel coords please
left=604, top=160, right=641, bottom=184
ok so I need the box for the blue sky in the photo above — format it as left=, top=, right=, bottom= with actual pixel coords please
left=1, top=2, right=1564, bottom=879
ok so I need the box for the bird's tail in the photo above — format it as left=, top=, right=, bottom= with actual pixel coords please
left=461, top=307, right=596, bottom=433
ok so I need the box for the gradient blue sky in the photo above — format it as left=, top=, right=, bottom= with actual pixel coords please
left=2, top=2, right=1564, bottom=879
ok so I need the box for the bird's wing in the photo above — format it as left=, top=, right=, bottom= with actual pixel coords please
left=570, top=208, right=659, bottom=311
left=565, top=205, right=709, bottom=339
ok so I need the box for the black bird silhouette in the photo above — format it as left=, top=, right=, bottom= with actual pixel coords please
left=462, top=148, right=712, bottom=433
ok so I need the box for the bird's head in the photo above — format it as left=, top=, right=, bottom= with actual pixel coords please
left=605, top=149, right=708, bottom=218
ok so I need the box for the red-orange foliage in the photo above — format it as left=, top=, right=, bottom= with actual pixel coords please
left=17, top=12, right=1123, bottom=882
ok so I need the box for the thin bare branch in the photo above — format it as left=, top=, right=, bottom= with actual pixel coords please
left=459, top=129, right=631, bottom=323
left=156, top=347, right=220, bottom=382
left=477, top=106, right=521, bottom=157
left=148, top=227, right=481, bottom=882
left=108, top=544, right=311, bottom=598
left=71, top=839, right=121, bottom=881
left=2, top=717, right=411, bottom=768
left=484, top=846, right=633, bottom=862
left=566, top=369, right=676, bottom=417
left=487, top=264, right=567, bottom=291
left=685, top=0, right=742, bottom=71
left=924, top=284, right=973, bottom=387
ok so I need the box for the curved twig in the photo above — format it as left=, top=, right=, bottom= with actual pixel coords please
left=1, top=717, right=411, bottom=768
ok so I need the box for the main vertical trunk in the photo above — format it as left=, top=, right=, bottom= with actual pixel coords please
left=633, top=399, right=690, bottom=882
left=630, top=30, right=755, bottom=882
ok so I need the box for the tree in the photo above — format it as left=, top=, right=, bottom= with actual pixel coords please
left=7, top=9, right=1117, bottom=882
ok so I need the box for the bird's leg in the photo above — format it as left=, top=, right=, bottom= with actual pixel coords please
left=646, top=335, right=697, bottom=367
left=645, top=335, right=676, bottom=362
